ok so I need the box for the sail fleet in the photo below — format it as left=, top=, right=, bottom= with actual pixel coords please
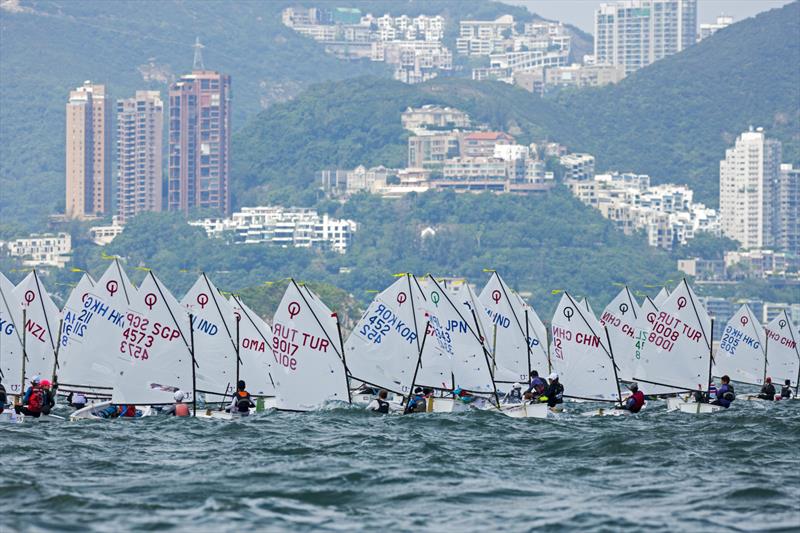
left=1, top=263, right=798, bottom=421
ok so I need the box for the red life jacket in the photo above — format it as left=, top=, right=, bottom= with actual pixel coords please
left=629, top=391, right=645, bottom=413
left=120, top=405, right=137, bottom=417
left=27, top=386, right=45, bottom=414
left=174, top=403, right=190, bottom=417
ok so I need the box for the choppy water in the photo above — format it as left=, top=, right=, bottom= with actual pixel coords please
left=1, top=399, right=799, bottom=532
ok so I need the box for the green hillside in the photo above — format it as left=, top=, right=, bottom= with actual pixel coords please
left=549, top=0, right=800, bottom=205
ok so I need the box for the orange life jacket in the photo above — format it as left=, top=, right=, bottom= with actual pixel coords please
left=174, top=403, right=190, bottom=417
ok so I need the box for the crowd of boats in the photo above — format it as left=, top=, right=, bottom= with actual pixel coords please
left=0, top=261, right=798, bottom=423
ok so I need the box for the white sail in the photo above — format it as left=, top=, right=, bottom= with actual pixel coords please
left=58, top=261, right=136, bottom=396
left=599, top=287, right=641, bottom=382
left=629, top=297, right=680, bottom=395
left=270, top=280, right=349, bottom=411
left=714, top=305, right=765, bottom=386
left=345, top=274, right=425, bottom=394
left=479, top=273, right=543, bottom=383
left=634, top=280, right=711, bottom=392
left=181, top=274, right=238, bottom=398
left=550, top=292, right=620, bottom=401
left=112, top=272, right=194, bottom=405
left=13, top=271, right=59, bottom=386
left=764, top=311, right=800, bottom=386
left=580, top=298, right=597, bottom=318
left=518, top=299, right=551, bottom=376
left=230, top=295, right=275, bottom=397
left=653, top=287, right=669, bottom=306
left=417, top=276, right=495, bottom=394
left=0, top=272, right=24, bottom=396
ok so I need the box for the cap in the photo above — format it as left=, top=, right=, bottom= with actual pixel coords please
left=512, top=382, right=522, bottom=389
left=548, top=372, right=558, bottom=381
left=628, top=382, right=638, bottom=392
left=174, top=390, right=186, bottom=402
left=31, top=375, right=41, bottom=384
left=40, top=379, right=51, bottom=388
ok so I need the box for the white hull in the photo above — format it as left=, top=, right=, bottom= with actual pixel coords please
left=195, top=409, right=250, bottom=420
left=69, top=400, right=154, bottom=420
left=427, top=397, right=470, bottom=413
left=582, top=406, right=632, bottom=417
left=677, top=402, right=722, bottom=414
left=498, top=402, right=549, bottom=419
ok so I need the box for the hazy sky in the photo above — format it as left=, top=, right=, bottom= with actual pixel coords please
left=504, top=0, right=795, bottom=33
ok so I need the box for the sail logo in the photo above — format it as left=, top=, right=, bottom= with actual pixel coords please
left=190, top=315, right=218, bottom=336
left=25, top=319, right=47, bottom=342
left=648, top=311, right=703, bottom=352
left=765, top=327, right=797, bottom=349
left=720, top=325, right=760, bottom=355
left=0, top=317, right=14, bottom=335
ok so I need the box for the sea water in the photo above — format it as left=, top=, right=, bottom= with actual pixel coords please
left=1, top=400, right=798, bottom=531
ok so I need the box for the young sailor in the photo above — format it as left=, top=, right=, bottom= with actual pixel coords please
left=227, top=380, right=255, bottom=416
left=162, top=390, right=191, bottom=417
left=453, top=387, right=476, bottom=404
left=780, top=379, right=794, bottom=400
left=758, top=377, right=776, bottom=401
left=405, top=387, right=427, bottom=414
left=0, top=378, right=7, bottom=414
left=711, top=375, right=735, bottom=408
left=541, top=373, right=564, bottom=408
left=39, top=379, right=57, bottom=415
left=67, top=391, right=87, bottom=410
left=16, top=376, right=46, bottom=418
left=367, top=389, right=390, bottom=414
left=618, top=382, right=645, bottom=413
left=502, top=383, right=523, bottom=404
left=525, top=370, right=547, bottom=395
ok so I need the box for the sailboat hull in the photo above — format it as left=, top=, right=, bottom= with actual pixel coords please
left=69, top=400, right=154, bottom=420
left=427, top=397, right=470, bottom=413
left=498, top=402, right=549, bottom=418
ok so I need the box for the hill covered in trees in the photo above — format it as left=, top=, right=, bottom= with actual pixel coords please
left=236, top=1, right=799, bottom=207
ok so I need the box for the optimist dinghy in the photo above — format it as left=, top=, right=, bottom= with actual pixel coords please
left=70, top=400, right=154, bottom=420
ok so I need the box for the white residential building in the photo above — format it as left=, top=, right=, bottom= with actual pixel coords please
left=4, top=233, right=72, bottom=268
left=89, top=217, right=125, bottom=245
left=594, top=0, right=697, bottom=75
left=560, top=154, right=596, bottom=180
left=569, top=172, right=719, bottom=249
left=401, top=105, right=470, bottom=132
left=719, top=128, right=782, bottom=250
left=698, top=15, right=733, bottom=41
left=191, top=207, right=357, bottom=254
left=457, top=15, right=515, bottom=56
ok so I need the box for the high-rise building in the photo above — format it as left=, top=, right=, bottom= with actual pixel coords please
left=594, top=0, right=697, bottom=75
left=116, top=91, right=163, bottom=223
left=776, top=164, right=799, bottom=256
left=65, top=81, right=112, bottom=218
left=719, top=128, right=782, bottom=249
left=167, top=50, right=231, bottom=216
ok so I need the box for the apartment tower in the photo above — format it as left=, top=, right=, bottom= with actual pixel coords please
left=594, top=0, right=697, bottom=74
left=719, top=128, right=782, bottom=249
left=65, top=81, right=112, bottom=218
left=116, top=91, right=164, bottom=223
left=167, top=63, right=231, bottom=216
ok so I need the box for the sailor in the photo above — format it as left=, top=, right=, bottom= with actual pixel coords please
left=525, top=370, right=548, bottom=396
left=163, top=390, right=191, bottom=417
left=540, top=373, right=564, bottom=408
left=117, top=404, right=139, bottom=417
left=16, top=375, right=45, bottom=418
left=67, top=391, right=87, bottom=410
left=619, top=382, right=645, bottom=413
left=39, top=379, right=57, bottom=415
left=502, top=383, right=523, bottom=404
left=711, top=375, right=735, bottom=408
left=780, top=379, right=794, bottom=400
left=453, top=387, right=476, bottom=404
left=367, top=389, right=390, bottom=414
left=758, top=377, right=776, bottom=401
left=227, top=380, right=255, bottom=416
left=0, top=378, right=7, bottom=414
left=405, top=387, right=427, bottom=414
